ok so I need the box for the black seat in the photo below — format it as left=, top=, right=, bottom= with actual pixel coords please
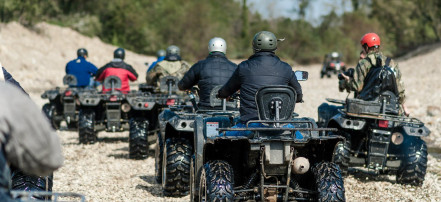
left=208, top=85, right=236, bottom=109
left=63, top=74, right=78, bottom=86
left=255, top=86, right=296, bottom=122
left=103, top=76, right=122, bottom=93
left=159, top=76, right=179, bottom=94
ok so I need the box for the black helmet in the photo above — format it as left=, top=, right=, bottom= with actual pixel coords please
left=252, top=31, right=277, bottom=52
left=114, top=48, right=125, bottom=60
left=77, top=48, right=88, bottom=57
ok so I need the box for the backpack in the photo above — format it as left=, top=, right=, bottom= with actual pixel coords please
left=358, top=56, right=400, bottom=114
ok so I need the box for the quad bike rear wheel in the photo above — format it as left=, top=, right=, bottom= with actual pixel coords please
left=312, top=162, right=345, bottom=202
left=154, top=135, right=163, bottom=183
left=396, top=139, right=427, bottom=186
left=332, top=140, right=350, bottom=176
left=162, top=138, right=192, bottom=197
left=129, top=118, right=149, bottom=159
left=78, top=109, right=97, bottom=144
left=42, top=103, right=61, bottom=130
left=199, top=160, right=234, bottom=202
left=11, top=168, right=53, bottom=200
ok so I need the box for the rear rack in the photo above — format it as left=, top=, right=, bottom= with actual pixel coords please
left=341, top=110, right=424, bottom=126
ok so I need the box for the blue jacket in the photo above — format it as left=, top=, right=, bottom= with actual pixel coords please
left=65, top=57, right=98, bottom=87
left=147, top=56, right=165, bottom=72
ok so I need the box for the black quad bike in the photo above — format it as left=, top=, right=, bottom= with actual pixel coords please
left=156, top=85, right=240, bottom=197
left=77, top=76, right=161, bottom=159
left=190, top=72, right=346, bottom=202
left=318, top=93, right=430, bottom=185
left=41, top=74, right=85, bottom=130
left=321, top=54, right=346, bottom=79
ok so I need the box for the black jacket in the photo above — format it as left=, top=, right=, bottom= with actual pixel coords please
left=218, top=52, right=302, bottom=122
left=178, top=52, right=237, bottom=107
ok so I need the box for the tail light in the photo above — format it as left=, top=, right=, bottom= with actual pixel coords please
left=340, top=62, right=345, bottom=66
left=144, top=103, right=149, bottom=108
left=110, top=95, right=118, bottom=102
left=166, top=99, right=176, bottom=106
left=330, top=63, right=335, bottom=67
left=65, top=90, right=72, bottom=96
left=378, top=120, right=389, bottom=128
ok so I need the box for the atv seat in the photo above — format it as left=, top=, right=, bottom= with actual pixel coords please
left=103, top=76, right=122, bottom=94
left=208, top=85, right=237, bottom=109
left=255, top=86, right=296, bottom=127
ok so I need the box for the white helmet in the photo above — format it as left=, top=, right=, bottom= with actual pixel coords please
left=331, top=52, right=339, bottom=58
left=208, top=37, right=227, bottom=54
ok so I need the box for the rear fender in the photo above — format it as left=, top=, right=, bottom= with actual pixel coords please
left=329, top=113, right=366, bottom=130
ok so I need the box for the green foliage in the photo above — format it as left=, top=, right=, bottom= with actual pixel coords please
left=1, top=0, right=440, bottom=64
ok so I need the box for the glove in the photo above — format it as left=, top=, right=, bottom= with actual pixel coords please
left=338, top=80, right=346, bottom=92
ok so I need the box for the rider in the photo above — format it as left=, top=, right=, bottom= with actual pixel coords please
left=217, top=31, right=303, bottom=137
left=147, top=49, right=166, bottom=72
left=65, top=48, right=98, bottom=87
left=95, top=48, right=138, bottom=93
left=146, top=45, right=190, bottom=87
left=339, top=33, right=408, bottom=115
left=178, top=37, right=237, bottom=109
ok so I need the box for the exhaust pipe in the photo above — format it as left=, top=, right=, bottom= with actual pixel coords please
left=292, top=157, right=310, bottom=174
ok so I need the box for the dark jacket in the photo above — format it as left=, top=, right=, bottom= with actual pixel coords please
left=218, top=52, right=302, bottom=122
left=178, top=52, right=237, bottom=107
left=96, top=59, right=138, bottom=92
left=65, top=57, right=98, bottom=87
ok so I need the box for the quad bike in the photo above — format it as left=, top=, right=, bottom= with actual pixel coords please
left=77, top=76, right=161, bottom=159
left=321, top=53, right=346, bottom=78
left=318, top=92, right=430, bottom=186
left=41, top=74, right=86, bottom=130
left=156, top=84, right=240, bottom=197
left=190, top=72, right=346, bottom=201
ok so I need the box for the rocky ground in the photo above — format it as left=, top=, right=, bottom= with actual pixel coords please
left=2, top=22, right=441, bottom=201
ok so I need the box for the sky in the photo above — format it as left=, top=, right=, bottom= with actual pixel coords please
left=247, top=0, right=353, bottom=26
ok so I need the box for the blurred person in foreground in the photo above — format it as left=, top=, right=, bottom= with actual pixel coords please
left=146, top=45, right=190, bottom=87
left=217, top=31, right=303, bottom=137
left=147, top=49, right=166, bottom=72
left=95, top=48, right=138, bottom=93
left=65, top=48, right=98, bottom=88
left=0, top=83, right=64, bottom=201
left=339, top=33, right=409, bottom=116
left=178, top=37, right=237, bottom=109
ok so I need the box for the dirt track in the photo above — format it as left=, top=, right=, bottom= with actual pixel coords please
left=2, top=22, right=441, bottom=201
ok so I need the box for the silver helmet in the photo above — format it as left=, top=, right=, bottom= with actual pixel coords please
left=166, top=45, right=180, bottom=56
left=208, top=37, right=227, bottom=54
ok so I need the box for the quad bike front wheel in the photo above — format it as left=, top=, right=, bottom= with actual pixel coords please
left=128, top=118, right=149, bottom=159
left=396, top=139, right=428, bottom=186
left=162, top=138, right=192, bottom=197
left=42, top=103, right=61, bottom=130
left=312, top=162, right=346, bottom=202
left=78, top=109, right=97, bottom=144
left=199, top=160, right=234, bottom=202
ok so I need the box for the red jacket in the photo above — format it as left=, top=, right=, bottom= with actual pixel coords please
left=96, top=60, right=138, bottom=93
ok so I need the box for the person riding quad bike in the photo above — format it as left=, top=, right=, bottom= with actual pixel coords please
left=95, top=48, right=138, bottom=93
left=65, top=48, right=98, bottom=88
left=218, top=31, right=303, bottom=134
left=321, top=52, right=346, bottom=78
left=146, top=45, right=190, bottom=87
left=318, top=33, right=428, bottom=185
left=147, top=49, right=166, bottom=72
left=178, top=37, right=237, bottom=109
left=155, top=37, right=238, bottom=197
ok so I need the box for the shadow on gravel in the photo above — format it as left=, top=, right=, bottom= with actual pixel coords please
left=137, top=175, right=163, bottom=197
left=108, top=153, right=129, bottom=159
left=99, top=137, right=128, bottom=143
left=348, top=168, right=396, bottom=184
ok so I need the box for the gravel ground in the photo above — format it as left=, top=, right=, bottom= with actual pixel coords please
left=2, top=21, right=440, bottom=201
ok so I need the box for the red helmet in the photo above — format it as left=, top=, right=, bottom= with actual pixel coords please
left=360, top=33, right=381, bottom=47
